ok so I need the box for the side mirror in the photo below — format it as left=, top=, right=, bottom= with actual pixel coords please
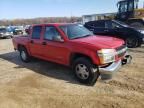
left=115, top=25, right=120, bottom=29
left=52, top=36, right=64, bottom=42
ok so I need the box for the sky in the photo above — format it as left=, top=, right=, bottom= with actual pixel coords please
left=0, top=0, right=143, bottom=20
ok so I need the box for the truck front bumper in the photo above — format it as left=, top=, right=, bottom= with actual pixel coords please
left=99, top=55, right=132, bottom=80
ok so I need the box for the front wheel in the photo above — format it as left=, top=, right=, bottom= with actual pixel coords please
left=126, top=37, right=139, bottom=48
left=73, top=58, right=100, bottom=86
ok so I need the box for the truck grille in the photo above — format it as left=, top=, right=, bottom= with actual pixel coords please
left=116, top=45, right=127, bottom=58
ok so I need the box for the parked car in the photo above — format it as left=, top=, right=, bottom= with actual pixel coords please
left=0, top=27, right=13, bottom=39
left=12, top=23, right=132, bottom=85
left=84, top=20, right=144, bottom=48
left=25, top=25, right=31, bottom=34
left=13, top=26, right=23, bottom=35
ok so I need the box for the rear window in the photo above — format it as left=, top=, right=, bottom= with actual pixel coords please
left=93, top=21, right=105, bottom=28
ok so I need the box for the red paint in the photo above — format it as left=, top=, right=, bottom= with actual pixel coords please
left=12, top=23, right=125, bottom=66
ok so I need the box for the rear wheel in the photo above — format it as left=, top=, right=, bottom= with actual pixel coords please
left=19, top=47, right=31, bottom=62
left=73, top=57, right=100, bottom=86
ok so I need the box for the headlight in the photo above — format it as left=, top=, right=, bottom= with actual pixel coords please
left=97, top=49, right=116, bottom=64
left=139, top=30, right=144, bottom=34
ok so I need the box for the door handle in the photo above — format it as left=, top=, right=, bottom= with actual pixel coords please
left=42, top=42, right=47, bottom=45
left=30, top=40, right=34, bottom=44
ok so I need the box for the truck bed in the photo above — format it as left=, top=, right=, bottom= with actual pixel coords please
left=12, top=35, right=29, bottom=50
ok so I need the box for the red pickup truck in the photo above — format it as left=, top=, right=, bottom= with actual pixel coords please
left=12, top=23, right=132, bottom=85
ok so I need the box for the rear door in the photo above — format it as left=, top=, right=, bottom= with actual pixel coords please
left=29, top=26, right=43, bottom=57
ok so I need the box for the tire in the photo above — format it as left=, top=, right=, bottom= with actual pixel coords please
left=19, top=47, right=31, bottom=63
left=7, top=36, right=12, bottom=39
left=126, top=37, right=139, bottom=48
left=73, top=57, right=100, bottom=86
left=10, top=35, right=13, bottom=38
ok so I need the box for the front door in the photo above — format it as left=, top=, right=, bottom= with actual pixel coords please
left=105, top=21, right=118, bottom=36
left=93, top=21, right=107, bottom=35
left=41, top=26, right=70, bottom=65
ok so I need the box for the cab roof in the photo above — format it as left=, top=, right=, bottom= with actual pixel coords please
left=32, top=23, right=76, bottom=27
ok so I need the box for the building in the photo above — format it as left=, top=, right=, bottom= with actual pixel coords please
left=82, top=12, right=116, bottom=24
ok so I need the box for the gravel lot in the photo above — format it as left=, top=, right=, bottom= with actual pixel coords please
left=0, top=39, right=144, bottom=108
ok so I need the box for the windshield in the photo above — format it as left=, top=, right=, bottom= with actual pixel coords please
left=59, top=24, right=93, bottom=39
left=113, top=20, right=129, bottom=27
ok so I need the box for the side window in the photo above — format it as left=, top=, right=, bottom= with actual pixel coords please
left=44, top=26, right=61, bottom=40
left=94, top=21, right=105, bottom=28
left=32, top=26, right=42, bottom=39
left=106, top=21, right=120, bottom=29
left=105, top=21, right=112, bottom=28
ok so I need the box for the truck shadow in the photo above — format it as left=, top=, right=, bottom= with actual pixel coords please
left=0, top=52, right=80, bottom=85
left=129, top=49, right=144, bottom=53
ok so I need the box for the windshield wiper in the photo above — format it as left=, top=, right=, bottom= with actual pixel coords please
left=82, top=34, right=92, bottom=37
left=71, top=34, right=92, bottom=39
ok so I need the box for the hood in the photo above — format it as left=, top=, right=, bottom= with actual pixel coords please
left=126, top=27, right=144, bottom=38
left=71, top=35, right=124, bottom=49
left=125, top=26, right=142, bottom=33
